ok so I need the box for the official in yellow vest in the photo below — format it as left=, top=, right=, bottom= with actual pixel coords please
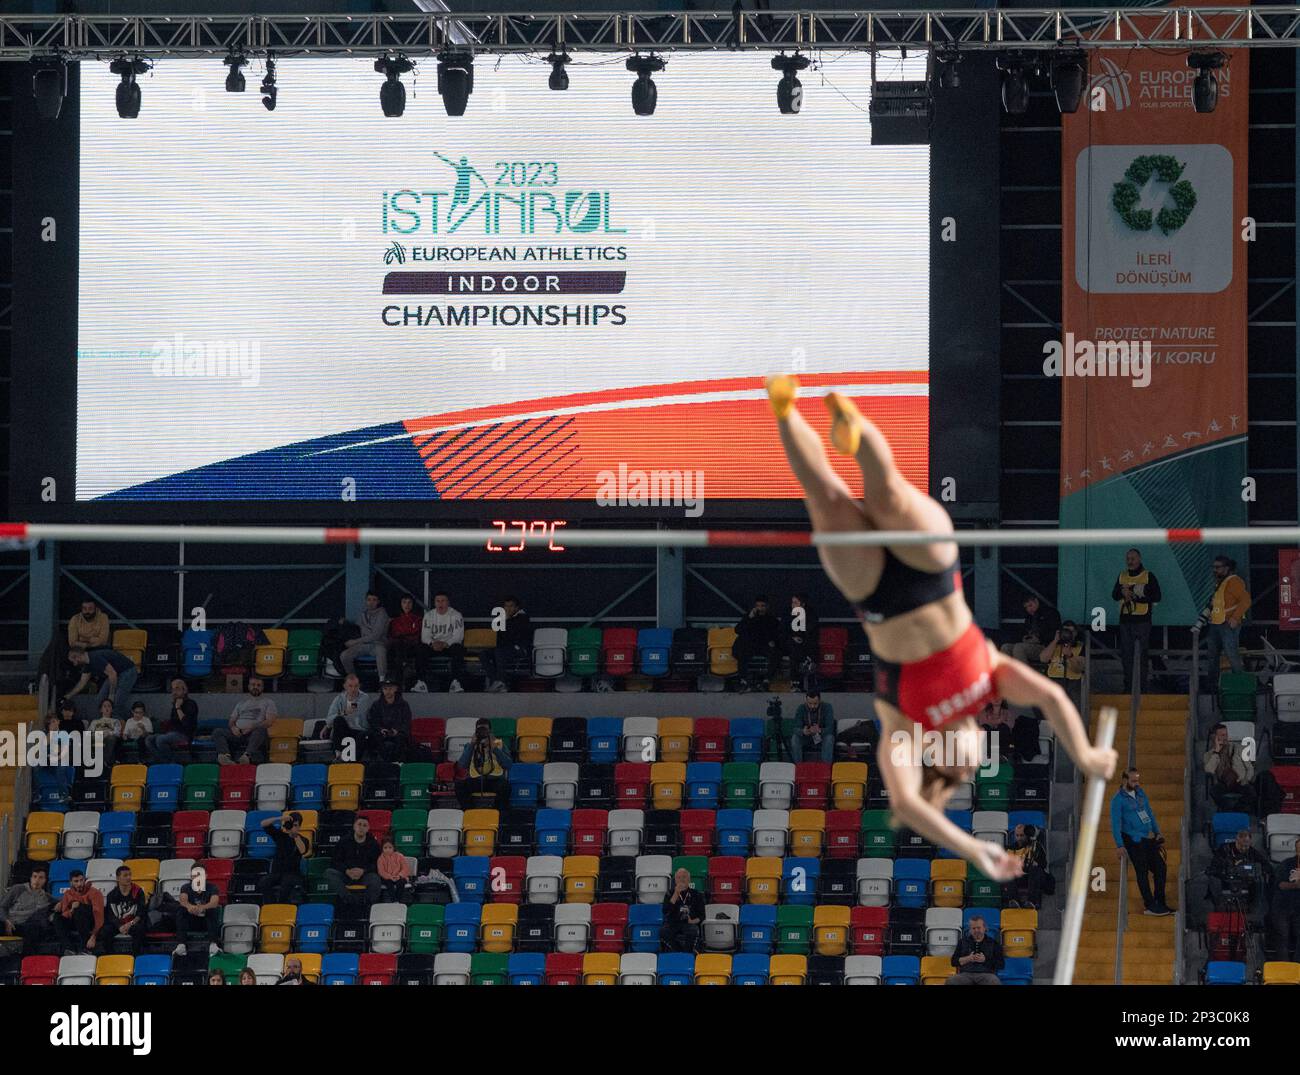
left=1112, top=548, right=1162, bottom=693
left=1202, top=555, right=1252, bottom=692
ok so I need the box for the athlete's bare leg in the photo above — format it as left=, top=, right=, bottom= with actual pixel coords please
left=824, top=391, right=957, bottom=572
left=766, top=376, right=883, bottom=602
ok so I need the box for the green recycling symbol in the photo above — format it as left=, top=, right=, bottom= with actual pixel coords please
left=1111, top=154, right=1197, bottom=236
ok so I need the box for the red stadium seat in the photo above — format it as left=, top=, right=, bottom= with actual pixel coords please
left=172, top=811, right=210, bottom=858
left=219, top=764, right=256, bottom=808
left=571, top=809, right=609, bottom=854
left=21, top=955, right=59, bottom=986
left=591, top=903, right=629, bottom=953
left=851, top=906, right=889, bottom=955
left=795, top=763, right=832, bottom=810
left=1206, top=910, right=1247, bottom=961
left=817, top=627, right=848, bottom=680
left=693, top=719, right=730, bottom=763
left=680, top=809, right=716, bottom=855
left=602, top=628, right=638, bottom=678
left=359, top=953, right=397, bottom=985
left=411, top=718, right=446, bottom=760
left=357, top=809, right=392, bottom=844
left=707, top=856, right=746, bottom=904
left=198, top=858, right=234, bottom=902
left=826, top=811, right=861, bottom=859
left=1274, top=765, right=1300, bottom=813
left=545, top=952, right=584, bottom=986
left=615, top=763, right=651, bottom=809
left=488, top=856, right=526, bottom=904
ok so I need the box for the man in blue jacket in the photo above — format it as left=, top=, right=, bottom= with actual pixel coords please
left=1110, top=768, right=1173, bottom=916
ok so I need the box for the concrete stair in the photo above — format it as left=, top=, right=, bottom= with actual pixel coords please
left=1070, top=693, right=1186, bottom=984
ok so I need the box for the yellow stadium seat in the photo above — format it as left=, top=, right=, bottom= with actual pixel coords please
left=563, top=856, right=601, bottom=903
left=651, top=762, right=686, bottom=810
left=463, top=628, right=497, bottom=677
left=112, top=629, right=147, bottom=670
left=294, top=810, right=319, bottom=847
left=831, top=762, right=868, bottom=810
left=769, top=954, right=807, bottom=985
left=110, top=764, right=148, bottom=811
left=259, top=904, right=298, bottom=954
left=813, top=905, right=851, bottom=957
left=514, top=717, right=552, bottom=763
left=24, top=812, right=63, bottom=861
left=123, top=859, right=160, bottom=899
left=745, top=857, right=782, bottom=904
left=921, top=955, right=955, bottom=985
left=255, top=628, right=290, bottom=679
left=694, top=953, right=732, bottom=985
left=480, top=904, right=518, bottom=954
left=95, top=955, right=134, bottom=986
left=789, top=809, right=826, bottom=856
left=657, top=718, right=694, bottom=763
left=1000, top=908, right=1038, bottom=958
left=1262, top=961, right=1300, bottom=985
left=462, top=809, right=499, bottom=856
left=268, top=718, right=304, bottom=765
left=289, top=952, right=322, bottom=983
left=707, top=628, right=738, bottom=677
left=929, top=859, right=966, bottom=908
left=583, top=952, right=620, bottom=985
left=327, top=763, right=364, bottom=810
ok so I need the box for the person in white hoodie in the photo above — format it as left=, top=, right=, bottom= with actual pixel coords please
left=420, top=592, right=467, bottom=692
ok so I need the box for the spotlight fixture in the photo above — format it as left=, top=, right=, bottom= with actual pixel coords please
left=437, top=50, right=474, bottom=117
left=1188, top=51, right=1227, bottom=113
left=936, top=47, right=961, bottom=89
left=224, top=51, right=248, bottom=93
left=995, top=53, right=1036, bottom=115
left=261, top=57, right=277, bottom=111
left=109, top=56, right=150, bottom=119
left=626, top=54, right=664, bottom=116
left=376, top=53, right=414, bottom=117
left=32, top=58, right=67, bottom=120
left=771, top=53, right=810, bottom=114
left=1049, top=49, right=1088, bottom=113
left=546, top=51, right=571, bottom=91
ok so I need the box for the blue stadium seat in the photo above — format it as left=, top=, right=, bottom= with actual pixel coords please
left=32, top=768, right=70, bottom=811
left=145, top=764, right=184, bottom=811
left=295, top=904, right=335, bottom=953
left=657, top=952, right=695, bottom=985
left=1008, top=810, right=1047, bottom=848
left=291, top=764, right=328, bottom=808
left=244, top=811, right=281, bottom=859
left=508, top=952, right=546, bottom=985
left=999, top=957, right=1034, bottom=985
left=685, top=763, right=722, bottom=809
left=1205, top=961, right=1247, bottom=985
left=452, top=857, right=491, bottom=904
left=893, top=859, right=931, bottom=909
left=321, top=952, right=359, bottom=985
left=729, top=719, right=765, bottom=762
left=963, top=907, right=1002, bottom=936
left=882, top=954, right=921, bottom=985
left=732, top=953, right=770, bottom=985
left=637, top=628, right=673, bottom=677
left=1212, top=812, right=1251, bottom=847
left=182, top=629, right=215, bottom=678
left=628, top=904, right=663, bottom=952
left=443, top=904, right=481, bottom=953
left=716, top=809, right=754, bottom=855
left=48, top=859, right=78, bottom=898
left=98, top=812, right=137, bottom=856
left=939, top=810, right=973, bottom=859
left=587, top=719, right=623, bottom=764
left=739, top=904, right=777, bottom=954
left=508, top=763, right=543, bottom=807
left=535, top=808, right=572, bottom=854
left=782, top=857, right=821, bottom=906
left=133, top=955, right=172, bottom=985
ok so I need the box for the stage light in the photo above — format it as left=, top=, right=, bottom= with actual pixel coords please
left=110, top=56, right=149, bottom=119
left=546, top=51, right=571, bottom=91
left=1049, top=49, right=1088, bottom=113
left=996, top=54, right=1035, bottom=115
left=32, top=58, right=67, bottom=120
left=771, top=52, right=810, bottom=114
left=261, top=57, right=277, bottom=111
left=626, top=54, right=664, bottom=116
left=1188, top=51, right=1227, bottom=113
left=376, top=53, right=414, bottom=117
left=936, top=48, right=961, bottom=89
left=224, top=51, right=248, bottom=93
left=437, top=51, right=474, bottom=117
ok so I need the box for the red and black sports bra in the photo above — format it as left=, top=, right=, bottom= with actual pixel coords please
left=852, top=548, right=962, bottom=624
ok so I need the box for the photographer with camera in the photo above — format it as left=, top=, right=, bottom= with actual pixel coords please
left=260, top=811, right=309, bottom=905
left=1196, top=555, right=1252, bottom=695
left=1039, top=620, right=1085, bottom=708
left=1204, top=722, right=1256, bottom=812
left=790, top=688, right=835, bottom=763
left=455, top=717, right=513, bottom=810
left=1003, top=822, right=1054, bottom=910
left=1113, top=548, right=1162, bottom=693
left=1206, top=828, right=1270, bottom=917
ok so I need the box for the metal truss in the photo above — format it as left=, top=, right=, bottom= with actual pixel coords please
left=5, top=8, right=1300, bottom=60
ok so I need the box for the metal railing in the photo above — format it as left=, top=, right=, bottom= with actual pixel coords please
left=1109, top=638, right=1145, bottom=983
left=1174, top=633, right=1201, bottom=984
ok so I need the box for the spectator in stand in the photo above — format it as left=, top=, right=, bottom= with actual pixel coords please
left=0, top=864, right=52, bottom=955
left=85, top=698, right=123, bottom=774
left=1204, top=722, right=1256, bottom=812
left=340, top=591, right=391, bottom=682
left=1039, top=621, right=1085, bottom=707
left=122, top=701, right=152, bottom=756
left=1003, top=823, right=1051, bottom=909
left=455, top=718, right=513, bottom=810
left=208, top=969, right=227, bottom=986
left=947, top=916, right=1005, bottom=985
left=239, top=967, right=257, bottom=985
left=421, top=591, right=467, bottom=693
left=213, top=676, right=277, bottom=765
left=734, top=595, right=783, bottom=692
left=1110, top=768, right=1173, bottom=916
left=790, top=688, right=835, bottom=762
left=1001, top=594, right=1060, bottom=666
left=367, top=679, right=411, bottom=762
left=326, top=815, right=383, bottom=905
left=172, top=864, right=222, bottom=957
left=1269, top=841, right=1300, bottom=961
left=259, top=811, right=309, bottom=905
left=99, top=865, right=148, bottom=955
left=53, top=868, right=104, bottom=955
left=481, top=596, right=532, bottom=693
left=1200, top=555, right=1252, bottom=695
left=387, top=595, right=424, bottom=689
left=660, top=867, right=705, bottom=953
left=67, top=598, right=110, bottom=652
left=377, top=837, right=412, bottom=902
left=66, top=646, right=139, bottom=722
left=1113, top=548, right=1162, bottom=693
left=277, top=956, right=315, bottom=985
left=145, top=679, right=198, bottom=763
left=324, top=675, right=370, bottom=761
left=780, top=594, right=819, bottom=689
left=1206, top=829, right=1270, bottom=915
left=42, top=709, right=78, bottom=803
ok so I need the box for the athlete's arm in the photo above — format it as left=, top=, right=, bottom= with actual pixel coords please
left=989, top=646, right=1117, bottom=782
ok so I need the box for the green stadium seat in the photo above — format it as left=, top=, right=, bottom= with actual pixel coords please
left=566, top=628, right=603, bottom=678
left=723, top=763, right=759, bottom=809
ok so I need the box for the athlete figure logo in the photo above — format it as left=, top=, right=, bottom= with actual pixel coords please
left=434, top=151, right=486, bottom=221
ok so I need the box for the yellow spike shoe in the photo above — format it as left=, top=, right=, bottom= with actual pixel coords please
left=824, top=392, right=863, bottom=456
left=765, top=375, right=799, bottom=420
